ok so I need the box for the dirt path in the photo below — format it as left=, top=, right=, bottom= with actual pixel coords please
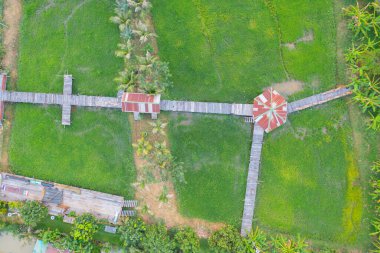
left=2, top=0, right=22, bottom=84
left=0, top=0, right=22, bottom=171
left=130, top=116, right=224, bottom=238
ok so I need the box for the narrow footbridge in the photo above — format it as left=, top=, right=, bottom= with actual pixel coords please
left=0, top=73, right=352, bottom=236
left=240, top=86, right=352, bottom=236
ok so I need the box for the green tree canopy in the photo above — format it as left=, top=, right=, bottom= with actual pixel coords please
left=141, top=224, right=175, bottom=253
left=208, top=225, right=243, bottom=253
left=119, top=217, right=147, bottom=249
left=19, top=201, right=48, bottom=231
left=67, top=213, right=99, bottom=252
left=174, top=226, right=200, bottom=253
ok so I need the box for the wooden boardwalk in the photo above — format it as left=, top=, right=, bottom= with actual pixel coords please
left=287, top=87, right=352, bottom=113
left=0, top=91, right=121, bottom=108
left=241, top=124, right=264, bottom=236
left=62, top=75, right=73, bottom=125
left=160, top=100, right=253, bottom=116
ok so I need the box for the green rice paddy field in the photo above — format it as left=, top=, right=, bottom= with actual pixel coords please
left=153, top=0, right=379, bottom=250
left=4, top=0, right=380, bottom=251
left=7, top=0, right=136, bottom=198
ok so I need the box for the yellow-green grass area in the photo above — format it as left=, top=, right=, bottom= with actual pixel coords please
left=167, top=113, right=252, bottom=225
left=255, top=100, right=380, bottom=251
left=151, top=0, right=339, bottom=103
left=17, top=0, right=122, bottom=96
left=9, top=105, right=135, bottom=198
left=7, top=0, right=136, bottom=198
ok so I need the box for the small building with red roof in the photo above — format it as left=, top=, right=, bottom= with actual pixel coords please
left=252, top=88, right=287, bottom=132
left=121, top=92, right=161, bottom=120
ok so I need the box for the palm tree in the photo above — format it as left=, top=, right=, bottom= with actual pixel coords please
left=115, top=0, right=130, bottom=16
left=149, top=120, right=167, bottom=135
left=242, top=227, right=269, bottom=253
left=133, top=21, right=157, bottom=44
left=114, top=70, right=137, bottom=92
left=272, top=235, right=308, bottom=253
left=136, top=51, right=158, bottom=73
left=115, top=40, right=134, bottom=61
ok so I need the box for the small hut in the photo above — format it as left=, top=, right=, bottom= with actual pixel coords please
left=121, top=92, right=160, bottom=120
left=252, top=88, right=287, bottom=132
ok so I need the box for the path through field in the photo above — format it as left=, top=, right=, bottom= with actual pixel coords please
left=0, top=0, right=22, bottom=171
left=2, top=0, right=21, bottom=83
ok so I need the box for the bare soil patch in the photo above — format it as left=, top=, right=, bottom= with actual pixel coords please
left=283, top=30, right=314, bottom=50
left=2, top=0, right=22, bottom=84
left=271, top=80, right=304, bottom=96
left=130, top=115, right=224, bottom=237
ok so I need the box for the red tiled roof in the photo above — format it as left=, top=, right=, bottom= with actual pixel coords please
left=122, top=93, right=157, bottom=103
left=252, top=88, right=287, bottom=132
left=121, top=92, right=160, bottom=113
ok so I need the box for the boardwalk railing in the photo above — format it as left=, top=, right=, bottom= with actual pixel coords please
left=241, top=124, right=264, bottom=236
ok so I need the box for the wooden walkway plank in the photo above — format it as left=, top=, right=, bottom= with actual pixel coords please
left=288, top=87, right=352, bottom=113
left=241, top=124, right=265, bottom=236
left=160, top=100, right=252, bottom=116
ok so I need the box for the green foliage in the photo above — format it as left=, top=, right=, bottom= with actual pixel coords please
left=67, top=213, right=99, bottom=252
left=272, top=234, right=309, bottom=253
left=242, top=227, right=269, bottom=253
left=39, top=229, right=67, bottom=250
left=141, top=224, right=175, bottom=253
left=344, top=2, right=380, bottom=131
left=371, top=161, right=380, bottom=252
left=112, top=0, right=172, bottom=94
left=0, top=201, right=8, bottom=216
left=149, top=120, right=168, bottom=136
left=118, top=217, right=147, bottom=249
left=19, top=201, right=48, bottom=230
left=208, top=225, right=243, bottom=252
left=174, top=227, right=200, bottom=253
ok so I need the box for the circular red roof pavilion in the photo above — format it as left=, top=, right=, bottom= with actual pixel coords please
left=252, top=88, right=288, bottom=132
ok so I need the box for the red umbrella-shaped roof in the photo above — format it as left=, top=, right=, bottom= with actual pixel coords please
left=252, top=88, right=288, bottom=132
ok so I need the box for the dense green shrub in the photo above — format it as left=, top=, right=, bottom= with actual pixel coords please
left=119, top=217, right=147, bottom=248
left=208, top=225, right=243, bottom=252
left=141, top=224, right=175, bottom=253
left=19, top=201, right=48, bottom=231
left=344, top=2, right=380, bottom=131
left=174, top=227, right=200, bottom=253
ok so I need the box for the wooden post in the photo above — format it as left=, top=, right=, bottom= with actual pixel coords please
left=133, top=112, right=140, bottom=120
left=151, top=113, right=157, bottom=120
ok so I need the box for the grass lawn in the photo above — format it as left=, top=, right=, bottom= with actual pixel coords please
left=9, top=105, right=135, bottom=198
left=255, top=100, right=379, bottom=250
left=7, top=0, right=136, bottom=198
left=168, top=114, right=251, bottom=225
left=17, top=0, right=122, bottom=96
left=152, top=0, right=338, bottom=103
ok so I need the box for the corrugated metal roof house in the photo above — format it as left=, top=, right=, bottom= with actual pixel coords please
left=121, top=92, right=160, bottom=120
left=252, top=88, right=287, bottom=133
